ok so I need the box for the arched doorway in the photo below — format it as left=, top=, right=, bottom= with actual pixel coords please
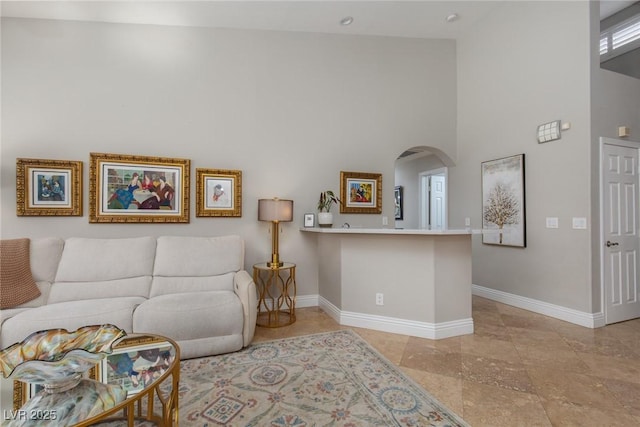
left=394, top=146, right=455, bottom=229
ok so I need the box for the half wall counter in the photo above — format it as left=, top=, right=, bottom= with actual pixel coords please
left=301, top=228, right=474, bottom=339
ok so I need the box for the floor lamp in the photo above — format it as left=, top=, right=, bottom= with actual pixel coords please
left=258, top=198, right=293, bottom=267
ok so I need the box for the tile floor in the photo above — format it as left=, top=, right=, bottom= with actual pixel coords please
left=253, top=296, right=640, bottom=427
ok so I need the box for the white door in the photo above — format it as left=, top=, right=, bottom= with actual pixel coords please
left=430, top=175, right=446, bottom=230
left=419, top=168, right=447, bottom=230
left=420, top=174, right=429, bottom=229
left=602, top=138, right=640, bottom=324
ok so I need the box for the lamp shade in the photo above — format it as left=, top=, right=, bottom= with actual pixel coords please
left=258, top=198, right=293, bottom=222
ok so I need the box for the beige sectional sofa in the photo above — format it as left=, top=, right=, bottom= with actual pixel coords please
left=0, top=235, right=257, bottom=359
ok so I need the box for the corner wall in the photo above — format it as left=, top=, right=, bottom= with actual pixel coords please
left=455, top=1, right=593, bottom=312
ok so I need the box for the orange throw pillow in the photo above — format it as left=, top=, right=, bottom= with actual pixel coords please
left=0, top=238, right=41, bottom=309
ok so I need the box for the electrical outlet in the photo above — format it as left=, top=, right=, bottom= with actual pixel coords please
left=376, top=293, right=384, bottom=306
left=382, top=216, right=388, bottom=226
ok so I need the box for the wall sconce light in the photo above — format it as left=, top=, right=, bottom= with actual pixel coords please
left=537, top=120, right=561, bottom=143
left=258, top=198, right=293, bottom=267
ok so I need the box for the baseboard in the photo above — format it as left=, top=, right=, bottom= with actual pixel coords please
left=472, top=284, right=605, bottom=328
left=296, top=294, right=320, bottom=308
left=317, top=296, right=341, bottom=323
left=318, top=296, right=474, bottom=339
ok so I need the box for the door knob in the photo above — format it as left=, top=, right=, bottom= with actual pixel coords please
left=606, top=241, right=619, bottom=247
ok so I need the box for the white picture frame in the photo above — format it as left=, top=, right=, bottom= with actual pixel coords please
left=304, top=213, right=315, bottom=227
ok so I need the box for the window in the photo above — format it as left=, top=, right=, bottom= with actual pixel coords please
left=600, top=36, right=609, bottom=55
left=601, top=13, right=640, bottom=61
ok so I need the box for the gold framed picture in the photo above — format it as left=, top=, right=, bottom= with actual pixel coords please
left=195, top=168, right=242, bottom=217
left=101, top=336, right=176, bottom=397
left=16, top=158, right=83, bottom=216
left=340, top=171, right=382, bottom=214
left=89, top=152, right=190, bottom=223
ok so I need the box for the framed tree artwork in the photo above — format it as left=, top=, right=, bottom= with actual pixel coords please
left=481, top=154, right=526, bottom=247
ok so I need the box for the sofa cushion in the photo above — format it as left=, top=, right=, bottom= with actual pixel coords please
left=150, top=273, right=234, bottom=298
left=0, top=307, right=31, bottom=330
left=30, top=237, right=65, bottom=283
left=133, top=291, right=243, bottom=341
left=150, top=236, right=243, bottom=297
left=48, top=277, right=152, bottom=304
left=176, top=335, right=244, bottom=360
left=0, top=296, right=146, bottom=349
left=154, top=235, right=243, bottom=277
left=15, top=282, right=52, bottom=308
left=0, top=238, right=41, bottom=309
left=55, top=237, right=156, bottom=282
left=15, top=237, right=65, bottom=308
left=50, top=237, right=156, bottom=303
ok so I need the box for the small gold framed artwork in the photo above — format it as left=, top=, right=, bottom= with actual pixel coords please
left=196, top=168, right=242, bottom=217
left=340, top=171, right=382, bottom=214
left=16, top=158, right=83, bottom=216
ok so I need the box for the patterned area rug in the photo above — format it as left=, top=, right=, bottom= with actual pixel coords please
left=179, top=330, right=468, bottom=426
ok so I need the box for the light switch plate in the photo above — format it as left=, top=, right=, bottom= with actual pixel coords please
left=546, top=217, right=559, bottom=228
left=572, top=217, right=587, bottom=229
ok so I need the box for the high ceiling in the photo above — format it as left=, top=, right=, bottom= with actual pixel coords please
left=0, top=1, right=505, bottom=40
left=3, top=1, right=633, bottom=40
left=2, top=1, right=635, bottom=40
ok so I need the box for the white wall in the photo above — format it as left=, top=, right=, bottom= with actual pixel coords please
left=455, top=1, right=594, bottom=312
left=0, top=17, right=457, bottom=298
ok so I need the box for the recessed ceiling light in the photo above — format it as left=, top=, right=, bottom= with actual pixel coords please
left=445, top=13, right=459, bottom=23
left=340, top=16, right=354, bottom=26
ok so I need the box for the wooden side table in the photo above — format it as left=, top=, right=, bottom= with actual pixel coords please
left=253, top=262, right=296, bottom=327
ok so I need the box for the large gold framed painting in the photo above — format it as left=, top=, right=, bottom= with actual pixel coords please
left=481, top=154, right=526, bottom=247
left=89, top=153, right=190, bottom=223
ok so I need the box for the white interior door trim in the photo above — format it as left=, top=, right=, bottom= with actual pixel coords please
left=419, top=167, right=448, bottom=230
left=599, top=136, right=640, bottom=323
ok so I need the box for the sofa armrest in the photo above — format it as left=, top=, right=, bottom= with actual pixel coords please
left=234, top=270, right=257, bottom=347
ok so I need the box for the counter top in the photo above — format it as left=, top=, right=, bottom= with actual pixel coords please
left=300, top=227, right=478, bottom=236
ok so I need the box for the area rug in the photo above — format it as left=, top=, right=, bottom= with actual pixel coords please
left=178, top=330, right=468, bottom=426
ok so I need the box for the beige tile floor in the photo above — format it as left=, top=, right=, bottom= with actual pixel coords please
left=254, top=296, right=640, bottom=427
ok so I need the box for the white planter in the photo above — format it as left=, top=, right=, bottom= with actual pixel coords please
left=317, top=212, right=333, bottom=228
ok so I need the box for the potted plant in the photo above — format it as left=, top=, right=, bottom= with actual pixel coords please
left=317, top=190, right=341, bottom=228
